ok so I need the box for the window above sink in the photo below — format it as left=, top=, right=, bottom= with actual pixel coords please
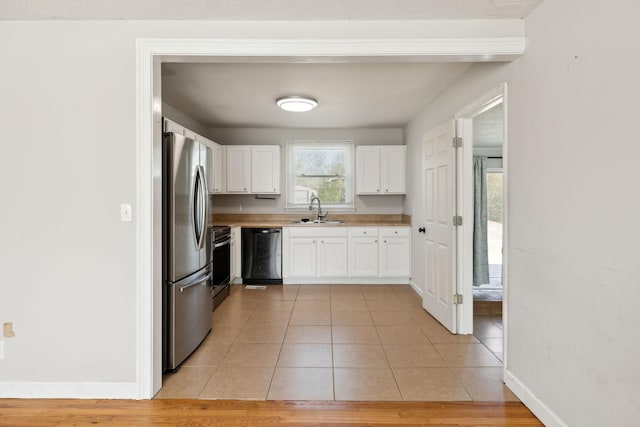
left=285, top=140, right=355, bottom=212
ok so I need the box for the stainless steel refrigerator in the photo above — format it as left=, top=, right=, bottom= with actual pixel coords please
left=163, top=131, right=212, bottom=372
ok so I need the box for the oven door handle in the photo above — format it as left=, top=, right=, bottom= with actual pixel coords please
left=214, top=237, right=232, bottom=248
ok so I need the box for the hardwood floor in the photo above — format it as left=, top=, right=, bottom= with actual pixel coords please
left=0, top=399, right=542, bottom=426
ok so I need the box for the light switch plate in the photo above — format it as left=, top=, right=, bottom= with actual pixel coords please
left=120, top=204, right=132, bottom=222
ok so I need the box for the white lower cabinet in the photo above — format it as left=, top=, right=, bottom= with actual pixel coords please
left=378, top=227, right=411, bottom=277
left=283, top=227, right=347, bottom=280
left=348, top=227, right=380, bottom=278
left=288, top=237, right=317, bottom=278
left=317, top=237, right=348, bottom=277
left=284, top=226, right=410, bottom=284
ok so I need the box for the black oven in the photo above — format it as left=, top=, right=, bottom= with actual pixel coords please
left=208, top=226, right=231, bottom=309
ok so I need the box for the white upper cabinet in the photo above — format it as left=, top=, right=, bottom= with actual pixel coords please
left=225, top=146, right=252, bottom=193
left=381, top=146, right=407, bottom=194
left=356, top=146, right=381, bottom=193
left=212, top=144, right=225, bottom=194
left=162, top=118, right=280, bottom=195
left=251, top=145, right=280, bottom=194
left=225, top=145, right=280, bottom=194
left=356, top=145, right=406, bottom=195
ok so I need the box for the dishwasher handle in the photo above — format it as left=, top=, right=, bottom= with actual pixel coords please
left=259, top=229, right=281, bottom=234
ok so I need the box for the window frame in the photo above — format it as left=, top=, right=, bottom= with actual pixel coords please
left=285, top=140, right=355, bottom=212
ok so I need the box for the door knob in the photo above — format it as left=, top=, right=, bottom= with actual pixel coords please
left=418, top=227, right=426, bottom=234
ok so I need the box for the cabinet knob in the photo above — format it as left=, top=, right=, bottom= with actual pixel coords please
left=394, top=231, right=398, bottom=234
left=244, top=188, right=247, bottom=191
left=374, top=240, right=378, bottom=243
left=418, top=227, right=426, bottom=234
left=363, top=231, right=367, bottom=234
left=385, top=189, right=389, bottom=192
left=384, top=240, right=387, bottom=243
left=377, top=189, right=380, bottom=192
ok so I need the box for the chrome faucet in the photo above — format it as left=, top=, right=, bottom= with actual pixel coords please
left=309, top=194, right=327, bottom=222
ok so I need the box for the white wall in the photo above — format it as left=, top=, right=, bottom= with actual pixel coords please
left=0, top=22, right=140, bottom=385
left=208, top=127, right=404, bottom=214
left=405, top=1, right=640, bottom=425
left=0, top=18, right=520, bottom=395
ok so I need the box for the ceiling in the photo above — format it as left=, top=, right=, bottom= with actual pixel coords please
left=3, top=0, right=541, bottom=131
left=1, top=0, right=542, bottom=20
left=162, top=62, right=473, bottom=129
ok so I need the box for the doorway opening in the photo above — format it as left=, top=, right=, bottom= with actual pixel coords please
left=471, top=101, right=504, bottom=313
left=450, top=85, right=507, bottom=369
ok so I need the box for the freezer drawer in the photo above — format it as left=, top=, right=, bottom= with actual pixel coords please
left=165, top=269, right=212, bottom=371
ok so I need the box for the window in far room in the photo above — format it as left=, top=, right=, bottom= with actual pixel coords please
left=285, top=140, right=354, bottom=210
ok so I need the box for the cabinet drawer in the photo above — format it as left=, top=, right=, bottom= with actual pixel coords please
left=287, top=226, right=348, bottom=238
left=348, top=227, right=379, bottom=237
left=379, top=227, right=410, bottom=237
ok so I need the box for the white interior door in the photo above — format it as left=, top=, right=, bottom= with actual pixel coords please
left=421, top=120, right=457, bottom=333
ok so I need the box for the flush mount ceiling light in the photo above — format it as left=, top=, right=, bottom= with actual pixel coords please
left=276, top=96, right=318, bottom=112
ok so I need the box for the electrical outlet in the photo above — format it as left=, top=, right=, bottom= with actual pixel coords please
left=0, top=341, right=4, bottom=360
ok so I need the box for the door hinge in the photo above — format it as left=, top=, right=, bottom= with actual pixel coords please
left=453, top=216, right=463, bottom=226
left=452, top=136, right=463, bottom=148
left=453, top=294, right=464, bottom=305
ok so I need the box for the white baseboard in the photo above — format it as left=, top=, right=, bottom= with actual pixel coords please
left=0, top=381, right=141, bottom=399
left=504, top=369, right=567, bottom=427
left=283, top=278, right=410, bottom=285
left=409, top=279, right=424, bottom=297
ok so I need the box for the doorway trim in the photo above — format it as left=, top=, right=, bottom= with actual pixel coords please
left=136, top=40, right=523, bottom=398
left=454, top=84, right=508, bottom=352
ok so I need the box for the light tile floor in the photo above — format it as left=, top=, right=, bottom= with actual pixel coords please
left=155, top=284, right=518, bottom=402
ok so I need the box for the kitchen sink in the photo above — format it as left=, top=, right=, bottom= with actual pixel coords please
left=291, top=219, right=345, bottom=225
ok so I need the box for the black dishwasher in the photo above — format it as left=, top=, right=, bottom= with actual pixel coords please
left=241, top=228, right=283, bottom=285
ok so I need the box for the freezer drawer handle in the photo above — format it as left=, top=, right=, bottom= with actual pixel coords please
left=180, top=281, right=203, bottom=293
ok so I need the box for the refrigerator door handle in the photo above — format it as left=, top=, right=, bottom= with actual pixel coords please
left=191, top=166, right=200, bottom=248
left=192, top=166, right=208, bottom=250
left=198, top=165, right=209, bottom=249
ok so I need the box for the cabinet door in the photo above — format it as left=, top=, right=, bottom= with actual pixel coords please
left=251, top=145, right=280, bottom=194
left=212, top=143, right=225, bottom=193
left=289, top=238, right=317, bottom=278
left=349, top=236, right=379, bottom=277
left=379, top=237, right=410, bottom=277
left=226, top=146, right=251, bottom=192
left=356, top=146, right=381, bottom=194
left=381, top=146, right=406, bottom=194
left=317, top=238, right=348, bottom=277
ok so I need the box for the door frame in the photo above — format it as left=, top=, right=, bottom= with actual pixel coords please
left=454, top=84, right=508, bottom=358
left=136, top=41, right=522, bottom=398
